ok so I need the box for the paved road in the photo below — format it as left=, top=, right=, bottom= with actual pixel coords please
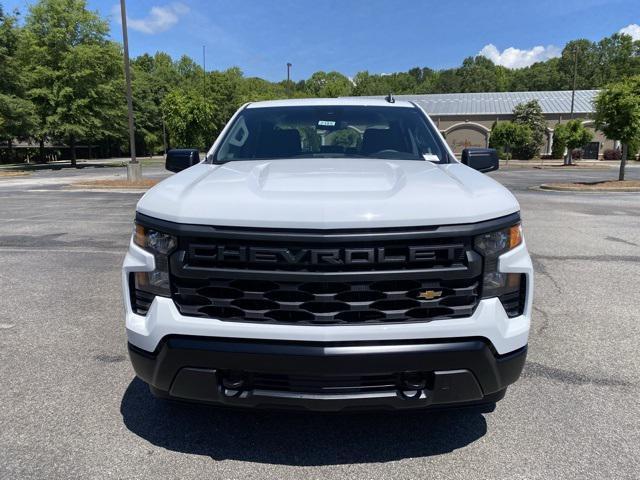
left=0, top=165, right=638, bottom=479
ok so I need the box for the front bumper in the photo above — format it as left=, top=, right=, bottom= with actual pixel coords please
left=129, top=336, right=526, bottom=411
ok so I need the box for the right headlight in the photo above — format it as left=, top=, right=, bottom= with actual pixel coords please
left=132, top=224, right=177, bottom=297
left=474, top=224, right=525, bottom=315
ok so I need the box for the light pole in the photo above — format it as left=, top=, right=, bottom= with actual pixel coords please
left=202, top=45, right=207, bottom=97
left=287, top=62, right=292, bottom=97
left=119, top=0, right=141, bottom=181
left=566, top=47, right=579, bottom=166
left=569, top=47, right=578, bottom=119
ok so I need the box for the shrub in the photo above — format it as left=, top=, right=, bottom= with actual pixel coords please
left=571, top=148, right=583, bottom=160
left=603, top=148, right=621, bottom=160
left=489, top=121, right=533, bottom=160
left=551, top=136, right=566, bottom=159
left=554, top=120, right=593, bottom=164
left=512, top=100, right=546, bottom=159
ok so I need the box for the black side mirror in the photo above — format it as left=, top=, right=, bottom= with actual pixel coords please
left=165, top=149, right=200, bottom=173
left=461, top=148, right=499, bottom=173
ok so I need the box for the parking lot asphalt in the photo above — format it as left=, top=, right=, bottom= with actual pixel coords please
left=0, top=163, right=639, bottom=479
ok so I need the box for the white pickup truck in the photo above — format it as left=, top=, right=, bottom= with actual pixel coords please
left=123, top=97, right=533, bottom=411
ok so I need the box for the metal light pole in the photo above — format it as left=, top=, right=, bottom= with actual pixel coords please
left=287, top=62, right=292, bottom=97
left=569, top=47, right=578, bottom=119
left=566, top=47, right=579, bottom=165
left=202, top=45, right=207, bottom=97
left=120, top=0, right=141, bottom=181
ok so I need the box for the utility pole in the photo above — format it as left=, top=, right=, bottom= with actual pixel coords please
left=161, top=115, right=167, bottom=157
left=202, top=45, right=207, bottom=97
left=287, top=62, right=292, bottom=97
left=569, top=47, right=578, bottom=119
left=119, top=0, right=140, bottom=181
left=566, top=47, right=579, bottom=165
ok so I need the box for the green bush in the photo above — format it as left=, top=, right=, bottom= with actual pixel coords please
left=554, top=120, right=593, bottom=162
left=512, top=100, right=546, bottom=159
left=551, top=136, right=566, bottom=158
left=489, top=122, right=533, bottom=160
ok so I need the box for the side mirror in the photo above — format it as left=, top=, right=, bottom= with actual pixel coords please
left=165, top=149, right=200, bottom=173
left=461, top=148, right=499, bottom=173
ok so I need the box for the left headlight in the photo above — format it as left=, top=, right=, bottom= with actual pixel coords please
left=133, top=224, right=177, bottom=297
left=474, top=223, right=525, bottom=316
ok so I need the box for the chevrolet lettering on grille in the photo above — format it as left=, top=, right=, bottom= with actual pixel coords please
left=188, top=245, right=458, bottom=266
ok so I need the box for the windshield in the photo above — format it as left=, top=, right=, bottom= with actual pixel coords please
left=212, top=105, right=449, bottom=163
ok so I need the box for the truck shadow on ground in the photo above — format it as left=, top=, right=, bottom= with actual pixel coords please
left=120, top=378, right=488, bottom=465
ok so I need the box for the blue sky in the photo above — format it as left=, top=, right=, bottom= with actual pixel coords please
left=5, top=0, right=640, bottom=81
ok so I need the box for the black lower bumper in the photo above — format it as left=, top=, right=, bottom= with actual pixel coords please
left=128, top=336, right=526, bottom=412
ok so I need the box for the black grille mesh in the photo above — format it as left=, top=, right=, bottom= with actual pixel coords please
left=172, top=276, right=479, bottom=325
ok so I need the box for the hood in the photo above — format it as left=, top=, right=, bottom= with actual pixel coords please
left=137, top=159, right=519, bottom=229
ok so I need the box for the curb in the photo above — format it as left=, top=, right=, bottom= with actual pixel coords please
left=539, top=183, right=640, bottom=192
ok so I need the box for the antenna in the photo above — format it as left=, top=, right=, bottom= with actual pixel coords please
left=385, top=92, right=395, bottom=104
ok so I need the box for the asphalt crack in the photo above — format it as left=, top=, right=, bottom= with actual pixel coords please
left=531, top=255, right=562, bottom=293
left=532, top=306, right=551, bottom=335
left=605, top=236, right=639, bottom=247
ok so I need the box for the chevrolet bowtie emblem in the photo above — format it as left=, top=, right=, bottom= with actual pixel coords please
left=418, top=290, right=442, bottom=300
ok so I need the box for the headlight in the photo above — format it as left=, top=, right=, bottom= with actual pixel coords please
left=474, top=224, right=522, bottom=257
left=474, top=223, right=525, bottom=317
left=133, top=224, right=177, bottom=297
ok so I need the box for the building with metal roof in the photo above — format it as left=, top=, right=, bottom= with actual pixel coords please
left=385, top=90, right=599, bottom=116
left=357, top=90, right=610, bottom=158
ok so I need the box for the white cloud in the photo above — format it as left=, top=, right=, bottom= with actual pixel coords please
left=619, top=23, right=640, bottom=41
left=112, top=3, right=190, bottom=35
left=478, top=43, right=561, bottom=69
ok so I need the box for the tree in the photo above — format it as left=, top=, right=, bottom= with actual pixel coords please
left=18, top=0, right=125, bottom=165
left=0, top=6, right=37, bottom=160
left=512, top=100, right=546, bottom=159
left=162, top=88, right=216, bottom=149
left=595, top=76, right=640, bottom=180
left=489, top=122, right=533, bottom=160
left=456, top=56, right=509, bottom=92
left=305, top=71, right=353, bottom=97
left=594, top=34, right=640, bottom=86
left=553, top=120, right=593, bottom=165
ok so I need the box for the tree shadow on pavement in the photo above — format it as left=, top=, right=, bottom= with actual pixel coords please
left=120, top=377, right=488, bottom=465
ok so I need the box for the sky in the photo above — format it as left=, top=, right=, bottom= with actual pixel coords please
left=4, top=0, right=640, bottom=81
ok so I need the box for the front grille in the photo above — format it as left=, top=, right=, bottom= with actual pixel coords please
left=172, top=276, right=480, bottom=325
left=168, top=226, right=483, bottom=325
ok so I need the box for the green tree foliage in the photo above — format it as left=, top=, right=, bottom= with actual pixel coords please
left=489, top=122, right=533, bottom=160
left=595, top=76, right=640, bottom=180
left=162, top=89, right=216, bottom=149
left=454, top=56, right=510, bottom=92
left=0, top=6, right=37, bottom=159
left=551, top=132, right=567, bottom=159
left=553, top=120, right=593, bottom=165
left=305, top=71, right=353, bottom=97
left=17, top=0, right=125, bottom=164
left=512, top=100, right=546, bottom=159
left=131, top=52, right=184, bottom=155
